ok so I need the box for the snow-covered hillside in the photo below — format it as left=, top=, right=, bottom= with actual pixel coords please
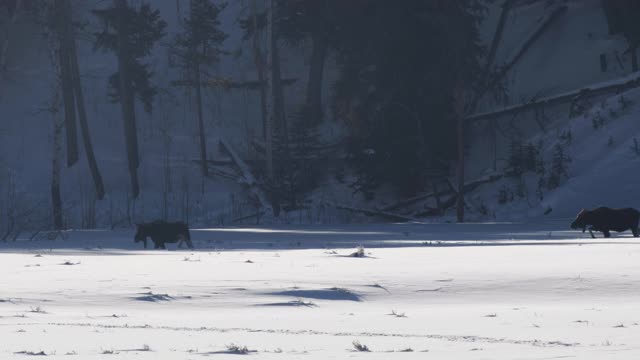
left=467, top=84, right=640, bottom=221
left=478, top=0, right=631, bottom=111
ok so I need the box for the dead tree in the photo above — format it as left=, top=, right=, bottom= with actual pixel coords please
left=45, top=6, right=64, bottom=230
left=49, top=89, right=64, bottom=230
left=55, top=0, right=79, bottom=167
left=486, top=5, right=568, bottom=98
left=115, top=0, right=140, bottom=198
left=63, top=0, right=106, bottom=199
left=263, top=0, right=276, bottom=181
left=328, top=202, right=418, bottom=223
left=250, top=0, right=270, bottom=143
left=455, top=84, right=466, bottom=223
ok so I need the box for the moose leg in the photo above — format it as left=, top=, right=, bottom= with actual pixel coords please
left=588, top=229, right=596, bottom=239
left=603, top=230, right=611, bottom=238
left=177, top=235, right=184, bottom=249
left=632, top=227, right=639, bottom=237
left=177, top=233, right=193, bottom=249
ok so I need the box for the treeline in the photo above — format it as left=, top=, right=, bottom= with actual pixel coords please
left=2, top=0, right=492, bottom=229
left=244, top=0, right=490, bottom=220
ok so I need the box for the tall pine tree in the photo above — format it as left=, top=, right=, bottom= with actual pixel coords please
left=172, top=0, right=227, bottom=180
left=276, top=0, right=338, bottom=126
left=93, top=1, right=166, bottom=198
left=332, top=0, right=488, bottom=199
left=241, top=0, right=338, bottom=127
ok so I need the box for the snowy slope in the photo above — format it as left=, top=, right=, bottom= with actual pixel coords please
left=469, top=86, right=640, bottom=221
left=478, top=0, right=630, bottom=112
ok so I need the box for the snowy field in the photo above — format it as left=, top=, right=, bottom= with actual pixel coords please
left=2, top=221, right=640, bottom=359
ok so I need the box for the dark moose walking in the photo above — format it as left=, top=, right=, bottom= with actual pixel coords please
left=134, top=220, right=194, bottom=249
left=571, top=207, right=640, bottom=238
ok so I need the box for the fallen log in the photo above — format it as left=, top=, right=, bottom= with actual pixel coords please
left=446, top=178, right=476, bottom=212
left=381, top=173, right=504, bottom=212
left=467, top=73, right=640, bottom=123
left=251, top=138, right=346, bottom=159
left=415, top=196, right=457, bottom=217
left=206, top=168, right=240, bottom=181
left=381, top=188, right=452, bottom=213
left=219, top=139, right=271, bottom=213
left=192, top=158, right=260, bottom=167
left=171, top=77, right=297, bottom=90
left=232, top=211, right=266, bottom=223
left=327, top=202, right=419, bottom=223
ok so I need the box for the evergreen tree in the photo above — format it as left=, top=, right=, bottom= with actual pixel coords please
left=93, top=1, right=166, bottom=198
left=240, top=0, right=339, bottom=127
left=37, top=1, right=106, bottom=228
left=332, top=0, right=488, bottom=197
left=172, top=0, right=227, bottom=180
left=547, top=144, right=571, bottom=190
left=276, top=0, right=338, bottom=126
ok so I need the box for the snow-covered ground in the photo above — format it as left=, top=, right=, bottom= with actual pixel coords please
left=2, top=221, right=640, bottom=359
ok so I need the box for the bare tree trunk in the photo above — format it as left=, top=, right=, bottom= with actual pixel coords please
left=262, top=0, right=275, bottom=180
left=483, top=5, right=567, bottom=102
left=65, top=0, right=106, bottom=200
left=466, top=0, right=513, bottom=116
left=432, top=181, right=442, bottom=216
left=251, top=0, right=268, bottom=140
left=456, top=123, right=465, bottom=222
left=55, top=0, right=79, bottom=168
left=305, top=31, right=328, bottom=126
left=266, top=0, right=287, bottom=215
left=491, top=118, right=497, bottom=171
left=51, top=88, right=64, bottom=230
left=45, top=3, right=64, bottom=230
left=252, top=0, right=273, bottom=179
left=269, top=0, right=289, bottom=163
left=455, top=86, right=466, bottom=223
left=115, top=0, right=140, bottom=198
left=194, top=63, right=208, bottom=180
left=482, top=0, right=512, bottom=87
left=161, top=127, right=172, bottom=220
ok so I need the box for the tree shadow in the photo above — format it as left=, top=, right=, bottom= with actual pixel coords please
left=2, top=219, right=640, bottom=253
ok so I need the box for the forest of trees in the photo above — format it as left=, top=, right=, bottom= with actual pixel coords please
left=241, top=0, right=490, bottom=221
left=8, top=0, right=614, bottom=232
